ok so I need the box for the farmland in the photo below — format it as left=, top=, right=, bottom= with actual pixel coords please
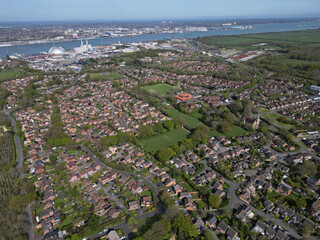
left=138, top=127, right=189, bottom=152
left=142, top=83, right=173, bottom=95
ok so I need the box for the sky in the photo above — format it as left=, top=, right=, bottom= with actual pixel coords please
left=0, top=0, right=319, bottom=22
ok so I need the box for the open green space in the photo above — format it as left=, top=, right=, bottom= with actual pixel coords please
left=138, top=127, right=189, bottom=152
left=196, top=29, right=320, bottom=50
left=142, top=83, right=173, bottom=95
left=275, top=59, right=320, bottom=66
left=212, top=125, right=248, bottom=137
left=88, top=72, right=123, bottom=81
left=264, top=113, right=295, bottom=129
left=167, top=108, right=203, bottom=129
left=257, top=107, right=271, bottom=113
left=189, top=109, right=203, bottom=119
left=0, top=68, right=30, bottom=82
left=249, top=30, right=320, bottom=43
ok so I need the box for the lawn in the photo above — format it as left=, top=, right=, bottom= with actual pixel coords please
left=213, top=125, right=247, bottom=137
left=88, top=72, right=123, bottom=81
left=264, top=113, right=295, bottom=129
left=189, top=109, right=203, bottom=119
left=138, top=127, right=189, bottom=152
left=275, top=59, right=320, bottom=66
left=257, top=107, right=270, bottom=113
left=0, top=68, right=30, bottom=81
left=142, top=83, right=173, bottom=95
left=167, top=109, right=203, bottom=129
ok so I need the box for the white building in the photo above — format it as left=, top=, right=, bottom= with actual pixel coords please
left=74, top=40, right=93, bottom=54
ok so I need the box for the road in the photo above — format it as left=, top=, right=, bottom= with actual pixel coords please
left=198, top=159, right=302, bottom=239
left=99, top=184, right=129, bottom=214
left=81, top=145, right=164, bottom=240
left=4, top=110, right=35, bottom=240
left=294, top=138, right=320, bottom=161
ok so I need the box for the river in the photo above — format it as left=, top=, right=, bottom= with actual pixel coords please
left=0, top=20, right=319, bottom=58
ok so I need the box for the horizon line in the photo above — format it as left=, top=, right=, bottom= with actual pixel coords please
left=0, top=16, right=319, bottom=24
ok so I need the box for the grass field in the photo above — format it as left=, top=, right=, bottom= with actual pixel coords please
left=0, top=68, right=30, bottom=82
left=167, top=109, right=203, bottom=129
left=257, top=107, right=271, bottom=113
left=88, top=72, right=123, bottom=81
left=189, top=109, right=203, bottom=119
left=264, top=113, right=295, bottom=129
left=138, top=127, right=189, bottom=152
left=142, top=83, right=173, bottom=95
left=212, top=125, right=247, bottom=137
left=197, top=29, right=320, bottom=50
left=275, top=59, right=320, bottom=66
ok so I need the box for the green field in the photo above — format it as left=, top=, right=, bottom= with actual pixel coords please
left=197, top=29, right=320, bottom=50
left=264, top=113, right=295, bottom=129
left=189, top=109, right=203, bottom=119
left=275, top=59, right=320, bottom=66
left=142, top=83, right=173, bottom=95
left=213, top=125, right=247, bottom=137
left=257, top=107, right=271, bottom=113
left=138, top=127, right=189, bottom=152
left=0, top=68, right=30, bottom=82
left=250, top=30, right=320, bottom=43
left=167, top=108, right=203, bottom=129
left=88, top=72, right=123, bottom=81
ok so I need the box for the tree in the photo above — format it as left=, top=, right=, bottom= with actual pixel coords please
left=127, top=216, right=137, bottom=227
left=295, top=197, right=307, bottom=209
left=171, top=144, right=182, bottom=156
left=192, top=125, right=210, bottom=142
left=23, top=182, right=35, bottom=194
left=218, top=122, right=231, bottom=134
left=163, top=120, right=175, bottom=131
left=172, top=214, right=198, bottom=239
left=208, top=194, right=221, bottom=209
left=297, top=161, right=317, bottom=177
left=86, top=215, right=100, bottom=231
left=203, top=230, right=215, bottom=240
left=137, top=125, right=154, bottom=138
left=301, top=221, right=314, bottom=236
left=159, top=191, right=174, bottom=207
left=164, top=204, right=179, bottom=220
left=156, top=148, right=175, bottom=162
left=154, top=122, right=166, bottom=134
left=8, top=195, right=26, bottom=213
left=143, top=218, right=171, bottom=240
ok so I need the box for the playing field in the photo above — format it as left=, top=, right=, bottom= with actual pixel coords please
left=142, top=83, right=173, bottom=95
left=138, top=127, right=189, bottom=152
left=88, top=72, right=123, bottom=81
left=0, top=68, right=30, bottom=82
left=167, top=109, right=203, bottom=129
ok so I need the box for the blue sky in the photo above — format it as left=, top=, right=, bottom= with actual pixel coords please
left=0, top=0, right=319, bottom=21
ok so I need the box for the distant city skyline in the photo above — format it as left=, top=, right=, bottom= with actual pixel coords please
left=0, top=0, right=319, bottom=21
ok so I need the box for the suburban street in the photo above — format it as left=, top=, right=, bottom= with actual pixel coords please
left=81, top=145, right=164, bottom=240
left=198, top=159, right=302, bottom=239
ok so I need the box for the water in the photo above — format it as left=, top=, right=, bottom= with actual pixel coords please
left=0, top=20, right=319, bottom=58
